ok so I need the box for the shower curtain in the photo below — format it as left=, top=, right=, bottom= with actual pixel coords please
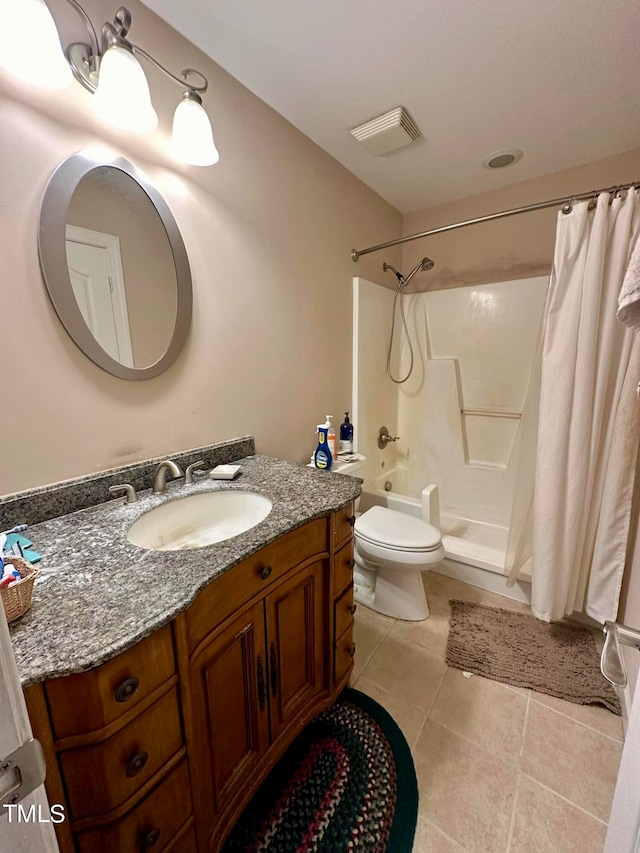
left=532, top=189, right=640, bottom=624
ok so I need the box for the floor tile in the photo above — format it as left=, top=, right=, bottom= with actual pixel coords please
left=413, top=719, right=517, bottom=852
left=430, top=668, right=528, bottom=762
left=352, top=606, right=395, bottom=680
left=530, top=691, right=623, bottom=742
left=425, top=572, right=530, bottom=616
left=354, top=675, right=428, bottom=750
left=522, top=702, right=622, bottom=821
left=424, top=572, right=482, bottom=614
left=360, top=633, right=447, bottom=714
left=413, top=816, right=464, bottom=852
left=390, top=607, right=451, bottom=658
left=508, top=774, right=607, bottom=853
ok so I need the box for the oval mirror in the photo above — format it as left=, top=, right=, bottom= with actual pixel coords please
left=38, top=152, right=192, bottom=380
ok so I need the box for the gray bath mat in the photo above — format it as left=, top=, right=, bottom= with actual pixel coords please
left=446, top=600, right=621, bottom=715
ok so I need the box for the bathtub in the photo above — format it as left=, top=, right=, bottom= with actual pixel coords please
left=358, top=468, right=531, bottom=603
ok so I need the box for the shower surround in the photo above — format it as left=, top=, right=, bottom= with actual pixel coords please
left=353, top=275, right=548, bottom=599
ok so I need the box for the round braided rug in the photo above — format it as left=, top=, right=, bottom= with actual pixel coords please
left=221, top=688, right=418, bottom=853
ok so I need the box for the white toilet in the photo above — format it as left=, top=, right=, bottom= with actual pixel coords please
left=354, top=505, right=445, bottom=621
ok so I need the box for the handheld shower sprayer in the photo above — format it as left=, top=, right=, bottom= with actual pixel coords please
left=382, top=256, right=435, bottom=383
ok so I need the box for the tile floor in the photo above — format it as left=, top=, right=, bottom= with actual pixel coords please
left=351, top=571, right=624, bottom=853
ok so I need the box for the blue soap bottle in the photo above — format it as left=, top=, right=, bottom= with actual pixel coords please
left=314, top=424, right=333, bottom=470
left=340, top=412, right=354, bottom=454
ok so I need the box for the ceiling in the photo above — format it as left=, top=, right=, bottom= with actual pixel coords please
left=141, top=0, right=640, bottom=213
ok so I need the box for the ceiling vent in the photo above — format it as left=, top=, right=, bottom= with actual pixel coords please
left=350, top=107, right=421, bottom=156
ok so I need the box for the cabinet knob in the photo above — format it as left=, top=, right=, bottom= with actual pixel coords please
left=125, top=750, right=149, bottom=778
left=259, top=565, right=273, bottom=581
left=349, top=604, right=357, bottom=616
left=140, top=828, right=161, bottom=851
left=348, top=644, right=357, bottom=658
left=347, top=515, right=356, bottom=527
left=347, top=558, right=355, bottom=569
left=115, top=677, right=140, bottom=703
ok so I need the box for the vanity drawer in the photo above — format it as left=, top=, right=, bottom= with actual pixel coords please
left=187, top=518, right=328, bottom=653
left=333, top=502, right=356, bottom=548
left=46, top=624, right=175, bottom=740
left=334, top=623, right=356, bottom=684
left=60, top=686, right=183, bottom=822
left=75, top=758, right=192, bottom=853
left=333, top=540, right=355, bottom=597
left=334, top=584, right=356, bottom=642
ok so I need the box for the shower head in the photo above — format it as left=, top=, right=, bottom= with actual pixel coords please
left=383, top=256, right=435, bottom=286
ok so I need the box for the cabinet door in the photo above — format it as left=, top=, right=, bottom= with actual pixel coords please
left=189, top=600, right=269, bottom=839
left=266, top=559, right=328, bottom=742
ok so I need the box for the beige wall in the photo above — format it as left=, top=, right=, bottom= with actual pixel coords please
left=0, top=0, right=401, bottom=494
left=400, top=148, right=640, bottom=292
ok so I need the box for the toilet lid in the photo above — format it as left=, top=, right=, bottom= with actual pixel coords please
left=355, top=505, right=442, bottom=552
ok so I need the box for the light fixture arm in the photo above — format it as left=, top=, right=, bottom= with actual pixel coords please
left=64, top=1, right=208, bottom=96
left=131, top=47, right=208, bottom=95
left=64, top=0, right=99, bottom=56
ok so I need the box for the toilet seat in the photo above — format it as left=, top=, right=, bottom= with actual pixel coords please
left=355, top=506, right=442, bottom=552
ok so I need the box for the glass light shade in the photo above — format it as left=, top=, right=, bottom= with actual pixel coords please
left=93, top=45, right=158, bottom=133
left=171, top=95, right=219, bottom=166
left=0, top=0, right=72, bottom=88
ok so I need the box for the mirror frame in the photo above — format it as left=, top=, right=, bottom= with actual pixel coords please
left=38, top=152, right=192, bottom=380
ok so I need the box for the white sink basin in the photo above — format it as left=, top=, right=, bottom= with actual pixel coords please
left=127, top=490, right=273, bottom=551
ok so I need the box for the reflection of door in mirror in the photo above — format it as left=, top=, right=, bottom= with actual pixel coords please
left=66, top=167, right=178, bottom=369
left=65, top=225, right=134, bottom=367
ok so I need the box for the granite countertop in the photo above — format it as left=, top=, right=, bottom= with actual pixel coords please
left=9, top=455, right=362, bottom=686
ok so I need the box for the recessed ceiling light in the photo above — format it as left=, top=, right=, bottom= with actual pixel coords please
left=482, top=148, right=524, bottom=169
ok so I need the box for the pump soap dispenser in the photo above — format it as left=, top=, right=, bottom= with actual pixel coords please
left=324, top=416, right=337, bottom=459
left=340, top=412, right=354, bottom=455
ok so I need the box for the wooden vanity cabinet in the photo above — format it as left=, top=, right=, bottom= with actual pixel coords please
left=24, top=509, right=357, bottom=853
left=180, top=539, right=331, bottom=851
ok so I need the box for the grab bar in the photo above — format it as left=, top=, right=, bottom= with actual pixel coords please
left=601, top=621, right=640, bottom=687
left=461, top=409, right=522, bottom=419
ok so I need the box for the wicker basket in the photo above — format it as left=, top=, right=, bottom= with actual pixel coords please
left=1, top=555, right=39, bottom=623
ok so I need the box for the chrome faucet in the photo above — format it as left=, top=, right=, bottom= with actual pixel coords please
left=378, top=426, right=400, bottom=449
left=152, top=460, right=183, bottom=494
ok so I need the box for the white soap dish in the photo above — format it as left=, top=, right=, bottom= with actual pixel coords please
left=210, top=464, right=242, bottom=480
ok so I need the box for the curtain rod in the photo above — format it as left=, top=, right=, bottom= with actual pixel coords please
left=351, top=180, right=639, bottom=261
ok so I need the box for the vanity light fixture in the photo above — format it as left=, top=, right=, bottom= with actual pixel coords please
left=0, top=0, right=219, bottom=166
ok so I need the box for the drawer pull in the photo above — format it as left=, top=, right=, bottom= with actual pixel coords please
left=125, top=750, right=149, bottom=778
left=347, top=515, right=356, bottom=527
left=347, top=558, right=355, bottom=568
left=270, top=642, right=280, bottom=697
left=349, top=604, right=357, bottom=616
left=140, top=827, right=161, bottom=851
left=257, top=654, right=266, bottom=710
left=348, top=644, right=357, bottom=658
left=259, top=565, right=273, bottom=581
left=115, top=677, right=140, bottom=704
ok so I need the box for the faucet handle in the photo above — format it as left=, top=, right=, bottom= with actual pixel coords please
left=377, top=426, right=400, bottom=449
left=109, top=484, right=138, bottom=504
left=184, top=461, right=207, bottom=485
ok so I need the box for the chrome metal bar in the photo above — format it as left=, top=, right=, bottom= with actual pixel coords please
left=131, top=45, right=208, bottom=93
left=461, top=409, right=522, bottom=419
left=351, top=181, right=639, bottom=261
left=63, top=0, right=100, bottom=55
